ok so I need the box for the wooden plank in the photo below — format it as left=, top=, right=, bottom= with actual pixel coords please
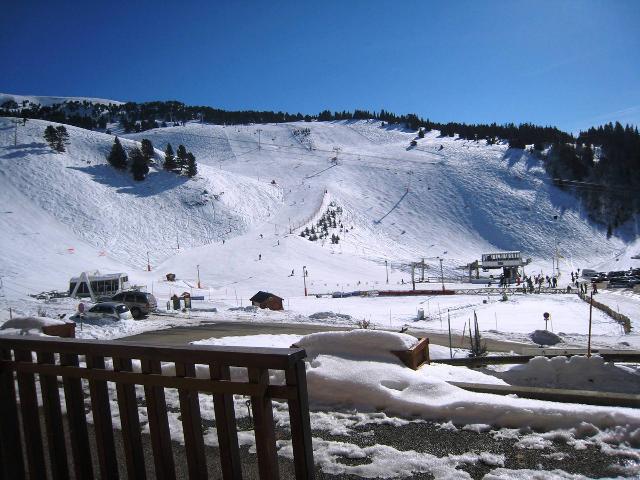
left=0, top=335, right=306, bottom=369
left=286, top=360, right=315, bottom=480
left=175, top=362, right=207, bottom=479
left=14, top=349, right=47, bottom=480
left=140, top=358, right=176, bottom=480
left=449, top=381, right=640, bottom=408
left=37, top=351, right=69, bottom=480
left=60, top=352, right=94, bottom=479
left=86, top=355, right=119, bottom=480
left=3, top=361, right=267, bottom=396
left=248, top=367, right=279, bottom=480
left=0, top=348, right=25, bottom=480
left=113, top=357, right=146, bottom=479
left=210, top=363, right=242, bottom=480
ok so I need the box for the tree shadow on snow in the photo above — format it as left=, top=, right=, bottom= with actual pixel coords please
left=68, top=165, right=189, bottom=197
left=544, top=181, right=638, bottom=243
left=1, top=142, right=50, bottom=158
left=502, top=148, right=541, bottom=171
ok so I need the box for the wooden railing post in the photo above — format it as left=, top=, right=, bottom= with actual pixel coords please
left=176, top=361, right=208, bottom=479
left=248, top=367, right=279, bottom=479
left=86, top=355, right=119, bottom=479
left=60, top=351, right=94, bottom=479
left=0, top=348, right=25, bottom=480
left=140, top=358, right=176, bottom=480
left=37, top=351, right=69, bottom=480
left=14, top=349, right=47, bottom=480
left=113, top=356, right=147, bottom=479
left=210, top=363, right=242, bottom=480
left=286, top=359, right=315, bottom=479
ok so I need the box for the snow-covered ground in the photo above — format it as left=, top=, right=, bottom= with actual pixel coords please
left=183, top=331, right=640, bottom=477
left=1, top=114, right=639, bottom=345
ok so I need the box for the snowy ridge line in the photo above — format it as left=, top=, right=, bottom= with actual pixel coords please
left=0, top=93, right=124, bottom=107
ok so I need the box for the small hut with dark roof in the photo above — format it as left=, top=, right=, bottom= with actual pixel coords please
left=250, top=291, right=284, bottom=311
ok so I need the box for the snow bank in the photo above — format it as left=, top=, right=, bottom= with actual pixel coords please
left=295, top=329, right=418, bottom=361
left=0, top=316, right=68, bottom=336
left=530, top=329, right=562, bottom=346
left=287, top=330, right=640, bottom=435
left=498, top=355, right=640, bottom=394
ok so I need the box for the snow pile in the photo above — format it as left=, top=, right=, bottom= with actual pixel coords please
left=287, top=330, right=640, bottom=435
left=295, top=329, right=418, bottom=361
left=530, top=329, right=563, bottom=346
left=309, top=311, right=352, bottom=321
left=498, top=355, right=640, bottom=394
left=0, top=316, right=68, bottom=336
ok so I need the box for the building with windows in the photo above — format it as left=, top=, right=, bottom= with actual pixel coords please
left=69, top=271, right=129, bottom=298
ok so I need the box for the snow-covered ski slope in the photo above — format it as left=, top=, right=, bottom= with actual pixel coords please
left=0, top=114, right=637, bottom=301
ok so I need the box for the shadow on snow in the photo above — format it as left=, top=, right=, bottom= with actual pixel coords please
left=68, top=164, right=190, bottom=198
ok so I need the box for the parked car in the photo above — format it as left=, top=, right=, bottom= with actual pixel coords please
left=82, top=302, right=133, bottom=321
left=111, top=291, right=157, bottom=318
left=580, top=269, right=598, bottom=278
left=607, top=271, right=628, bottom=278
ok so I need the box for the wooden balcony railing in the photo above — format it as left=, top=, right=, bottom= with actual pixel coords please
left=0, top=335, right=314, bottom=479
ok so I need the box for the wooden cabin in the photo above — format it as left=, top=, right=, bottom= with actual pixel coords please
left=250, top=291, right=284, bottom=311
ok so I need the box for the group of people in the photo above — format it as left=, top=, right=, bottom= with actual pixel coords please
left=517, top=274, right=552, bottom=293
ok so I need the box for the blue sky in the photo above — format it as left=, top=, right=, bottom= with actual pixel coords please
left=1, top=1, right=638, bottom=133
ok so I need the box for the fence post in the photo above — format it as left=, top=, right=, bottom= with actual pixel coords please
left=248, top=367, right=279, bottom=479
left=286, top=359, right=315, bottom=479
left=0, top=348, right=25, bottom=479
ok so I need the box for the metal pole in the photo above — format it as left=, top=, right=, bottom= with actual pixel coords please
left=303, top=266, right=307, bottom=296
left=447, top=309, right=452, bottom=359
left=587, top=291, right=593, bottom=358
left=147, top=251, right=151, bottom=272
left=385, top=260, right=389, bottom=284
left=439, top=258, right=445, bottom=292
left=197, top=264, right=201, bottom=289
left=411, top=263, right=415, bottom=291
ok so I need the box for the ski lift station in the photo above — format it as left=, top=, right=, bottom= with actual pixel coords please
left=69, top=271, right=129, bottom=298
left=462, top=251, right=530, bottom=282
left=481, top=251, right=529, bottom=279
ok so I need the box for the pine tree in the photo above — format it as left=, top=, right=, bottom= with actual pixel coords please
left=130, top=147, right=149, bottom=181
left=54, top=126, right=69, bottom=153
left=140, top=138, right=154, bottom=161
left=164, top=143, right=177, bottom=171
left=176, top=144, right=188, bottom=172
left=185, top=152, right=198, bottom=177
left=107, top=137, right=128, bottom=170
left=44, top=125, right=58, bottom=150
left=418, top=128, right=425, bottom=139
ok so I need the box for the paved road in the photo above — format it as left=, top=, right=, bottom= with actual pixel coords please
left=119, top=320, right=534, bottom=353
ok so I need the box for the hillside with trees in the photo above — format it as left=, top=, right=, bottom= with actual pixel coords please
left=5, top=97, right=638, bottom=232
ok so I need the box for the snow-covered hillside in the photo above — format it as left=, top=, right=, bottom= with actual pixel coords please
left=0, top=115, right=637, bottom=308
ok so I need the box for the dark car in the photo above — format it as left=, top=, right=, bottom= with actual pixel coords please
left=111, top=291, right=157, bottom=318
left=608, top=277, right=638, bottom=288
left=607, top=271, right=628, bottom=278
